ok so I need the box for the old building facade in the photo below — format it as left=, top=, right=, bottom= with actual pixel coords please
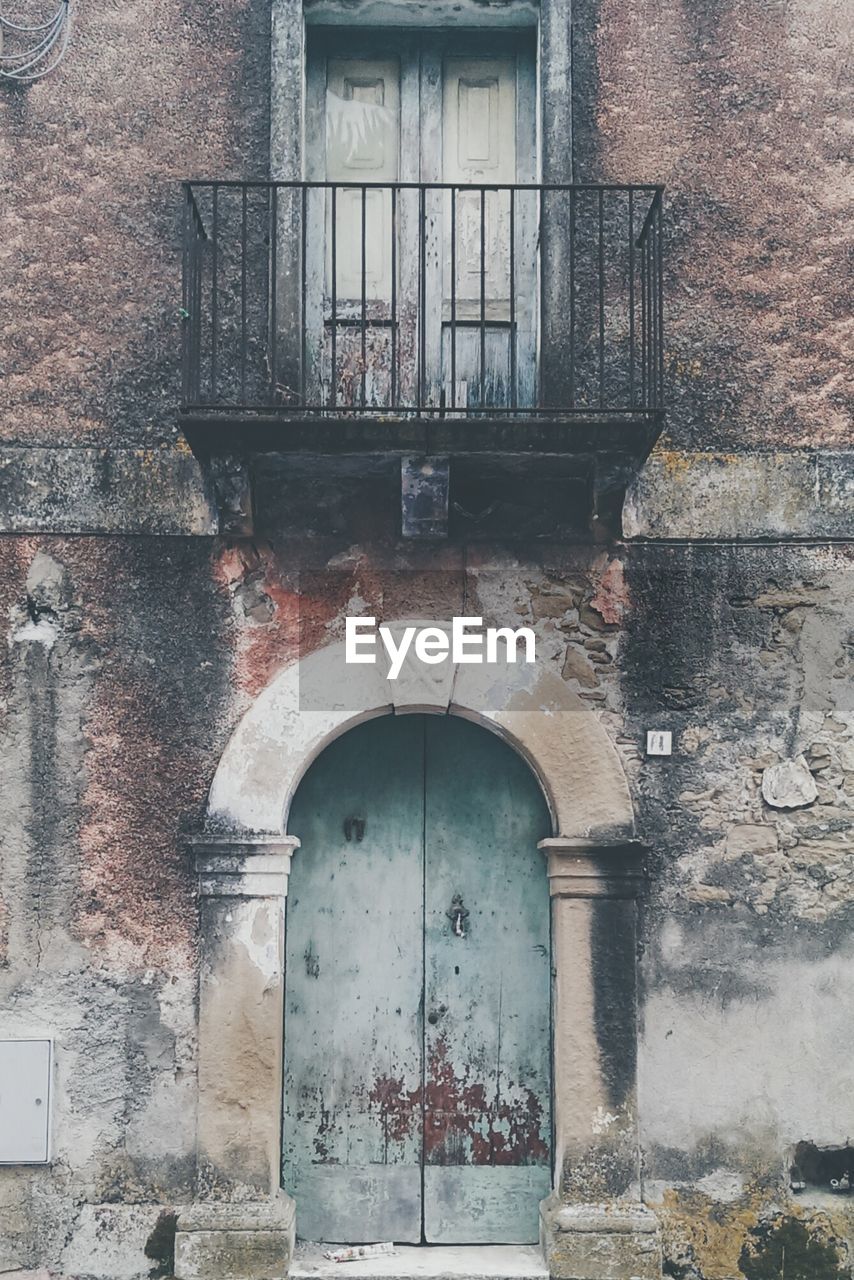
left=0, top=0, right=852, bottom=1278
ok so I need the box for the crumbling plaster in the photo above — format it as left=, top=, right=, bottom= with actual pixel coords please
left=0, top=537, right=234, bottom=1274
left=624, top=542, right=854, bottom=1278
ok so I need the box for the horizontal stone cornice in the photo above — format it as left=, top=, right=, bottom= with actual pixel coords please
left=539, top=837, right=647, bottom=899
left=189, top=833, right=300, bottom=898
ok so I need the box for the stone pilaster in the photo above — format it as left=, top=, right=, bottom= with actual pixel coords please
left=539, top=837, right=661, bottom=1280
left=174, top=833, right=299, bottom=1280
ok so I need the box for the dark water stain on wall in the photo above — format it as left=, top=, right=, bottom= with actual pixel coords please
left=739, top=1214, right=852, bottom=1280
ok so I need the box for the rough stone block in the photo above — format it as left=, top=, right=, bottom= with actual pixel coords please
left=540, top=1200, right=661, bottom=1280
left=761, top=757, right=818, bottom=809
left=0, top=447, right=217, bottom=535
left=174, top=1199, right=295, bottom=1280
left=623, top=451, right=854, bottom=541
left=725, top=824, right=779, bottom=857
left=174, top=1229, right=290, bottom=1280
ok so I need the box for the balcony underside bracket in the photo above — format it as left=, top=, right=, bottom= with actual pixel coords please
left=401, top=455, right=451, bottom=539
left=204, top=453, right=254, bottom=536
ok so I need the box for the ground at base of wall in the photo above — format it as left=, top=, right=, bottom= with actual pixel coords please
left=292, top=1244, right=549, bottom=1280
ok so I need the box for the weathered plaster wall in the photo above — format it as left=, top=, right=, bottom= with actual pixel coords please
left=624, top=543, right=854, bottom=1278
left=0, top=537, right=234, bottom=1272
left=575, top=0, right=853, bottom=449
left=0, top=0, right=271, bottom=448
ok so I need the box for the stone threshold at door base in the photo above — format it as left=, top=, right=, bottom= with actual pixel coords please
left=292, top=1244, right=548, bottom=1280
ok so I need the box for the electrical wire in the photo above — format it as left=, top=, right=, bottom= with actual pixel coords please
left=0, top=1, right=71, bottom=82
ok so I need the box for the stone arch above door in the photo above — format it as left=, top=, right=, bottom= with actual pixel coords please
left=174, top=625, right=659, bottom=1280
left=205, top=619, right=635, bottom=841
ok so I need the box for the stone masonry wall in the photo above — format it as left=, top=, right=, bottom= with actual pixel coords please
left=1, top=535, right=853, bottom=1276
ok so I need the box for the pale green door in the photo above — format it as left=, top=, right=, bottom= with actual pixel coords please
left=283, top=715, right=551, bottom=1243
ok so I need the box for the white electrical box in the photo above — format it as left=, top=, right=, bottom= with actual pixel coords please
left=646, top=730, right=673, bottom=757
left=0, top=1039, right=53, bottom=1163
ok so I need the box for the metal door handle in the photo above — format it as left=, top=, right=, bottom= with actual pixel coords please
left=446, top=894, right=469, bottom=937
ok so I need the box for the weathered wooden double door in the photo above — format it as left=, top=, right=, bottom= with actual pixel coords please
left=304, top=33, right=538, bottom=410
left=283, top=715, right=552, bottom=1243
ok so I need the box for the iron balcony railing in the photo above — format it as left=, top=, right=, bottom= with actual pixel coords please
left=181, top=180, right=664, bottom=421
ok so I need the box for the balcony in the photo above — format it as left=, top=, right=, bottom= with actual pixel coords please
left=180, top=180, right=664, bottom=458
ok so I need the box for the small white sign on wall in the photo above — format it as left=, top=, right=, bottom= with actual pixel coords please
left=646, top=730, right=673, bottom=757
left=0, top=1039, right=53, bottom=1163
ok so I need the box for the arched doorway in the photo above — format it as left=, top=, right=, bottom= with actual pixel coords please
left=282, top=714, right=552, bottom=1245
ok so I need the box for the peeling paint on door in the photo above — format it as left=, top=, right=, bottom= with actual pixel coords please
left=283, top=714, right=551, bottom=1244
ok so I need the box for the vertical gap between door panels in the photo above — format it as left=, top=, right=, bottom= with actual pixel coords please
left=420, top=715, right=428, bottom=1243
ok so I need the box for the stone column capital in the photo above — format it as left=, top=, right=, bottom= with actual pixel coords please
left=539, top=837, right=647, bottom=899
left=188, top=832, right=300, bottom=898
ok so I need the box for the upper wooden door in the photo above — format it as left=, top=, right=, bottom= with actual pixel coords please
left=442, top=56, right=516, bottom=316
left=283, top=715, right=551, bottom=1244
left=304, top=34, right=537, bottom=411
left=325, top=58, right=399, bottom=303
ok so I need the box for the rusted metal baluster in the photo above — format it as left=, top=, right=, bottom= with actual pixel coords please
left=640, top=218, right=648, bottom=411
left=301, top=183, right=307, bottom=408
left=480, top=187, right=486, bottom=408
left=450, top=185, right=457, bottom=412
left=656, top=194, right=664, bottom=412
left=240, top=183, right=248, bottom=404
left=391, top=185, right=397, bottom=410
left=361, top=184, right=367, bottom=409
left=509, top=186, right=517, bottom=411
left=181, top=186, right=190, bottom=407
left=569, top=187, right=576, bottom=410
left=598, top=186, right=605, bottom=409
left=330, top=185, right=337, bottom=410
left=628, top=187, right=635, bottom=411
left=269, top=184, right=278, bottom=406
left=211, top=183, right=219, bottom=404
left=418, top=185, right=425, bottom=414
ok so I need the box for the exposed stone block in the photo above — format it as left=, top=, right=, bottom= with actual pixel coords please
left=762, top=757, right=819, bottom=809
left=561, top=645, right=599, bottom=688
left=725, top=824, right=779, bottom=857
left=540, top=1199, right=661, bottom=1280
left=0, top=448, right=217, bottom=535
left=624, top=452, right=854, bottom=541
left=174, top=1199, right=295, bottom=1280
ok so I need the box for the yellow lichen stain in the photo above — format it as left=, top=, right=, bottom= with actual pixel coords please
left=658, top=1185, right=762, bottom=1278
left=658, top=450, right=695, bottom=476
left=657, top=1186, right=854, bottom=1280
left=655, top=449, right=742, bottom=478
left=670, top=356, right=704, bottom=379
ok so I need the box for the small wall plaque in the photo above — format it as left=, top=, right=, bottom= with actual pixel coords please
left=646, top=730, right=672, bottom=757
